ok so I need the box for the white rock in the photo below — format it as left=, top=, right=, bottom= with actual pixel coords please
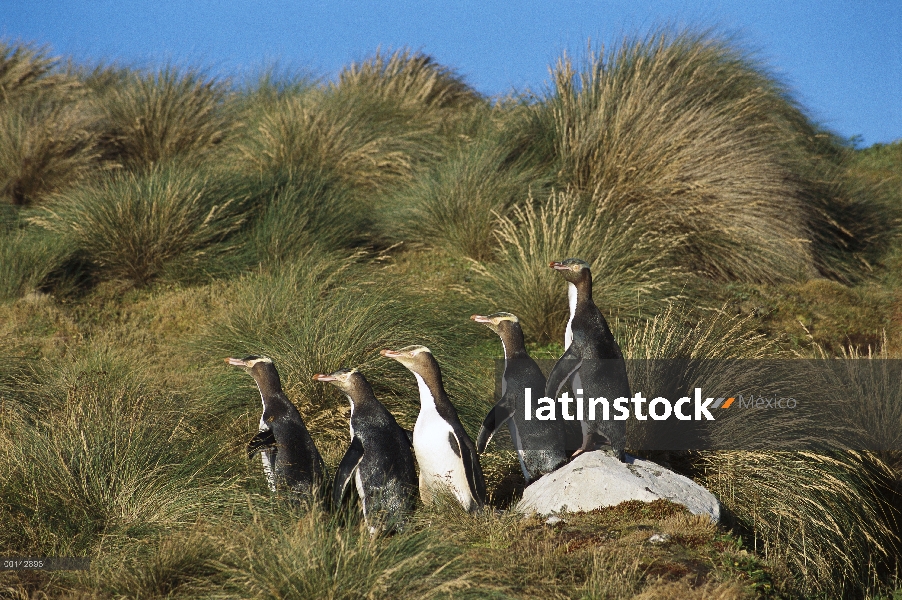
left=545, top=515, right=564, bottom=526
left=648, top=533, right=670, bottom=544
left=516, top=451, right=720, bottom=522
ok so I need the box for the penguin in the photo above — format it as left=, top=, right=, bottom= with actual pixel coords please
left=380, top=346, right=486, bottom=512
left=225, top=355, right=326, bottom=502
left=545, top=259, right=629, bottom=461
left=312, top=368, right=417, bottom=534
left=470, top=312, right=568, bottom=483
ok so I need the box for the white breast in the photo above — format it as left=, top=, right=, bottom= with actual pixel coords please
left=260, top=449, right=276, bottom=492
left=412, top=373, right=477, bottom=510
left=565, top=282, right=577, bottom=349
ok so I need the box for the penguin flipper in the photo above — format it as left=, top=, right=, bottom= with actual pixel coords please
left=451, top=428, right=486, bottom=508
left=476, top=404, right=514, bottom=454
left=545, top=346, right=583, bottom=399
left=332, top=436, right=364, bottom=510
left=247, top=428, right=276, bottom=459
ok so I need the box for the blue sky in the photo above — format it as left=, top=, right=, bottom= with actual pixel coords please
left=2, top=0, right=900, bottom=146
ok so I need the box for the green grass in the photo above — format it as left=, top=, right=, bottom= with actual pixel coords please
left=383, top=112, right=548, bottom=260
left=0, top=33, right=901, bottom=599
left=243, top=167, right=370, bottom=265
left=0, top=224, right=70, bottom=301
left=32, top=162, right=251, bottom=286
left=92, top=66, right=234, bottom=170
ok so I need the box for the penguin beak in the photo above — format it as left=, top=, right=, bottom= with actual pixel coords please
left=224, top=357, right=248, bottom=367
left=549, top=261, right=569, bottom=271
left=470, top=315, right=492, bottom=324
left=380, top=349, right=403, bottom=358
left=312, top=373, right=337, bottom=382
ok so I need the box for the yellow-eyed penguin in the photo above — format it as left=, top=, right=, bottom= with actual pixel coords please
left=225, top=355, right=326, bottom=502
left=545, top=259, right=629, bottom=460
left=470, top=312, right=568, bottom=482
left=313, top=368, right=417, bottom=533
left=380, top=345, right=486, bottom=512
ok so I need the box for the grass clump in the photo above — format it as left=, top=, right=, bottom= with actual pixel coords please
left=239, top=50, right=482, bottom=195
left=385, top=122, right=546, bottom=260
left=337, top=48, right=480, bottom=114
left=0, top=227, right=70, bottom=301
left=0, top=41, right=79, bottom=103
left=238, top=88, right=439, bottom=193
left=217, top=508, right=456, bottom=599
left=620, top=305, right=899, bottom=597
left=245, top=168, right=368, bottom=264
left=94, top=67, right=233, bottom=170
left=533, top=30, right=839, bottom=284
left=33, top=163, right=249, bottom=285
left=473, top=188, right=681, bottom=344
left=0, top=352, right=238, bottom=559
left=0, top=97, right=101, bottom=206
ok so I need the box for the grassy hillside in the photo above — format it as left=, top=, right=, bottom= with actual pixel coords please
left=1, top=32, right=901, bottom=598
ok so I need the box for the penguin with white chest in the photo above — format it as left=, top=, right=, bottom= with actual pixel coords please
left=313, top=368, right=417, bottom=534
left=470, top=312, right=568, bottom=483
left=381, top=346, right=486, bottom=512
left=545, top=259, right=630, bottom=460
left=225, top=355, right=326, bottom=502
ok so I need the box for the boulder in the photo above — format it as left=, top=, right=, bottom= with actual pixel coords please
left=517, top=451, right=720, bottom=522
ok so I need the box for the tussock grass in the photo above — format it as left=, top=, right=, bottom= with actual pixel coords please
left=472, top=188, right=681, bottom=344
left=33, top=163, right=250, bottom=285
left=0, top=352, right=240, bottom=559
left=703, top=451, right=898, bottom=597
left=216, top=507, right=456, bottom=599
left=385, top=123, right=546, bottom=260
left=534, top=30, right=832, bottom=283
left=238, top=88, right=441, bottom=192
left=620, top=306, right=899, bottom=596
left=0, top=41, right=80, bottom=103
left=624, top=309, right=897, bottom=595
left=0, top=227, right=70, bottom=301
left=94, top=67, right=233, bottom=170
left=246, top=168, right=368, bottom=264
left=239, top=50, right=481, bottom=194
left=337, top=48, right=480, bottom=113
left=0, top=97, right=101, bottom=205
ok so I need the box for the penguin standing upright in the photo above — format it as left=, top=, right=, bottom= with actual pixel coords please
left=381, top=346, right=486, bottom=512
left=313, top=368, right=417, bottom=534
left=545, top=259, right=630, bottom=460
left=470, top=312, right=568, bottom=482
left=225, top=356, right=326, bottom=502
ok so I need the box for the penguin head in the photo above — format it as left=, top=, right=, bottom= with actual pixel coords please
left=380, top=345, right=435, bottom=376
left=312, top=368, right=367, bottom=396
left=225, top=355, right=275, bottom=375
left=470, top=312, right=520, bottom=335
left=224, top=355, right=282, bottom=392
left=549, top=258, right=591, bottom=284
